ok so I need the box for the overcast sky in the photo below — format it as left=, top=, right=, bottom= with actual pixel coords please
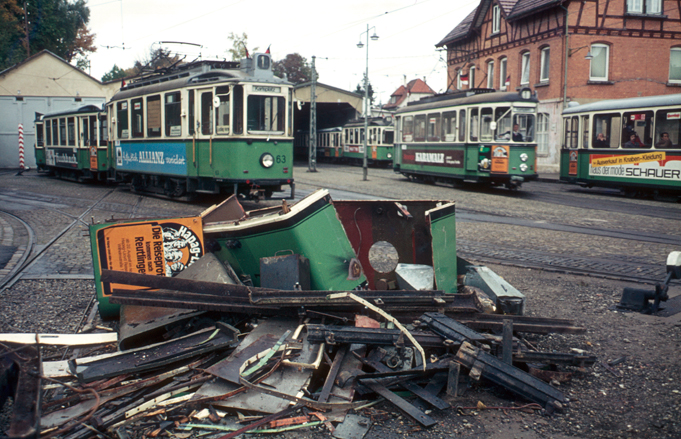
left=86, top=0, right=477, bottom=104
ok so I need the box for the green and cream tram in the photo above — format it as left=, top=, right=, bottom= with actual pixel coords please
left=561, top=94, right=681, bottom=196
left=393, top=88, right=539, bottom=189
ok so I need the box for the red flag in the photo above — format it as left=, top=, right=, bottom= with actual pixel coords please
left=266, top=45, right=271, bottom=54
left=460, top=73, right=469, bottom=85
left=243, top=42, right=250, bottom=58
left=505, top=75, right=510, bottom=86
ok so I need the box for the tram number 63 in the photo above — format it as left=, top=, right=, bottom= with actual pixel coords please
left=275, top=155, right=286, bottom=164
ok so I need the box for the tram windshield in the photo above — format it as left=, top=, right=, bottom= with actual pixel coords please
left=491, top=106, right=535, bottom=142
left=247, top=95, right=285, bottom=133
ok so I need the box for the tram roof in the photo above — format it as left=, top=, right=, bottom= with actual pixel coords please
left=344, top=117, right=393, bottom=128
left=111, top=61, right=291, bottom=101
left=563, top=93, right=681, bottom=115
left=40, top=104, right=104, bottom=120
left=395, top=88, right=538, bottom=114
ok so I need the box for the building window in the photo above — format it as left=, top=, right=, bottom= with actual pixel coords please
left=590, top=44, right=609, bottom=81
left=520, top=52, right=530, bottom=85
left=492, top=5, right=501, bottom=34
left=537, top=113, right=550, bottom=155
left=469, top=66, right=475, bottom=88
left=487, top=61, right=494, bottom=88
left=499, top=57, right=507, bottom=90
left=456, top=70, right=462, bottom=89
left=540, top=47, right=550, bottom=82
left=627, top=0, right=661, bottom=14
left=669, top=48, right=681, bottom=82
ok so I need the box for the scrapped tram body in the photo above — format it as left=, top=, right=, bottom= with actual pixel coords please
left=108, top=53, right=294, bottom=199
left=393, top=89, right=539, bottom=189
left=34, top=105, right=109, bottom=181
left=561, top=94, right=681, bottom=195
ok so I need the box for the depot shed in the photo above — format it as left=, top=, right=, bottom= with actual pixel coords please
left=0, top=50, right=119, bottom=169
left=293, top=82, right=363, bottom=132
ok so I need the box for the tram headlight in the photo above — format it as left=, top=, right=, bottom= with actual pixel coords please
left=520, top=153, right=528, bottom=162
left=480, top=158, right=490, bottom=169
left=260, top=153, right=274, bottom=168
left=387, top=153, right=392, bottom=159
left=520, top=163, right=528, bottom=172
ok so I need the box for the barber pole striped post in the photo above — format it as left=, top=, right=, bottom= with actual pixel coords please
left=17, top=124, right=25, bottom=175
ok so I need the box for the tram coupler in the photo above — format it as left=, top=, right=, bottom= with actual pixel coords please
left=617, top=251, right=681, bottom=313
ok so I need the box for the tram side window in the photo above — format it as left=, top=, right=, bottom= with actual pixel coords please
left=622, top=111, right=653, bottom=148
left=147, top=95, right=161, bottom=138
left=247, top=96, right=285, bottom=132
left=458, top=109, right=466, bottom=142
left=384, top=129, right=394, bottom=144
left=67, top=117, right=75, bottom=146
left=188, top=90, right=195, bottom=135
left=165, top=92, right=182, bottom=137
left=402, top=116, right=413, bottom=142
left=494, top=107, right=512, bottom=140
left=469, top=108, right=479, bottom=142
left=513, top=113, right=535, bottom=142
left=52, top=120, right=58, bottom=145
left=45, top=121, right=51, bottom=146
left=59, top=118, right=66, bottom=145
left=132, top=98, right=144, bottom=138
left=414, top=115, right=426, bottom=142
left=442, top=111, right=456, bottom=142
left=654, top=109, right=681, bottom=148
left=36, top=123, right=44, bottom=147
left=592, top=113, right=619, bottom=148
left=201, top=92, right=213, bottom=135
left=564, top=116, right=578, bottom=148
left=427, top=113, right=441, bottom=141
left=581, top=115, right=589, bottom=149
left=117, top=102, right=129, bottom=139
left=99, top=117, right=108, bottom=146
left=480, top=107, right=493, bottom=141
left=232, top=85, right=243, bottom=134
left=215, top=86, right=230, bottom=135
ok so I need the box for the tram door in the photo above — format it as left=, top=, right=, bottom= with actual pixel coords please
left=81, top=115, right=99, bottom=171
left=196, top=88, right=215, bottom=176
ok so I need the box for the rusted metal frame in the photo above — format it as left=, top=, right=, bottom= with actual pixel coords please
left=215, top=404, right=301, bottom=439
left=419, top=312, right=488, bottom=344
left=455, top=342, right=567, bottom=412
left=361, top=379, right=437, bottom=428
left=109, top=293, right=280, bottom=314
left=359, top=357, right=450, bottom=410
left=306, top=324, right=447, bottom=348
left=250, top=289, right=448, bottom=305
left=412, top=371, right=448, bottom=411
left=353, top=352, right=451, bottom=381
left=512, top=351, right=598, bottom=367
left=1, top=344, right=41, bottom=439
left=72, top=328, right=237, bottom=382
left=449, top=313, right=585, bottom=334
left=317, top=345, right=349, bottom=403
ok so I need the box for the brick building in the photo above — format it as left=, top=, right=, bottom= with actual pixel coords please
left=437, top=0, right=681, bottom=171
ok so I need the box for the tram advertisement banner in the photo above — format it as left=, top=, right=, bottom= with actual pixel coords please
left=491, top=145, right=510, bottom=173
left=115, top=141, right=188, bottom=175
left=568, top=150, right=578, bottom=176
left=588, top=152, right=681, bottom=181
left=46, top=148, right=79, bottom=168
left=401, top=149, right=464, bottom=168
left=90, top=217, right=204, bottom=318
left=89, top=145, right=98, bottom=170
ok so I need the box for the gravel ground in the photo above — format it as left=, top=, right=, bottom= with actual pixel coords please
left=1, top=168, right=680, bottom=438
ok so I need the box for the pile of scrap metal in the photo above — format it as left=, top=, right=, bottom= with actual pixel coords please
left=0, top=190, right=597, bottom=438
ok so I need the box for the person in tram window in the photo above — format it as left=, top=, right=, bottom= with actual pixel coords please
left=623, top=133, right=642, bottom=148
left=594, top=132, right=609, bottom=148
left=512, top=124, right=524, bottom=141
left=655, top=132, right=673, bottom=149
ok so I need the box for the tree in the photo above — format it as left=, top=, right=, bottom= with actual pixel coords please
left=125, top=47, right=182, bottom=77
left=272, top=53, right=312, bottom=84
left=226, top=32, right=257, bottom=61
left=101, top=64, right=127, bottom=82
left=355, top=82, right=375, bottom=104
left=0, top=0, right=97, bottom=70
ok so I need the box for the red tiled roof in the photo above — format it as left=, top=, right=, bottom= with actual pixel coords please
left=383, top=79, right=435, bottom=109
left=407, top=79, right=435, bottom=94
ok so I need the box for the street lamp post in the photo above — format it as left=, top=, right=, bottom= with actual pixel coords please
left=357, top=24, right=378, bottom=181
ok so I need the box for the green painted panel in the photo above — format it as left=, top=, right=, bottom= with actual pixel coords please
left=427, top=202, right=457, bottom=294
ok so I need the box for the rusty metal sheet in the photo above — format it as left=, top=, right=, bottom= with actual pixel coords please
left=419, top=312, right=488, bottom=344
left=333, top=200, right=449, bottom=291
left=206, top=334, right=279, bottom=384
left=1, top=344, right=41, bottom=439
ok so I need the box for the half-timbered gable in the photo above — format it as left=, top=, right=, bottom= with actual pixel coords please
left=437, top=0, right=681, bottom=171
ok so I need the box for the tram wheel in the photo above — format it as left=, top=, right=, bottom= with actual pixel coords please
left=164, top=179, right=186, bottom=198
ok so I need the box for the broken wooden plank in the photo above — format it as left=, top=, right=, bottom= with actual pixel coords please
left=0, top=333, right=117, bottom=346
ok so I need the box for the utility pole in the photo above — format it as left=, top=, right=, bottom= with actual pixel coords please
left=308, top=55, right=317, bottom=172
left=24, top=1, right=30, bottom=57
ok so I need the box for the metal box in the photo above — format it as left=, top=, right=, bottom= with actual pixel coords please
left=260, top=254, right=311, bottom=290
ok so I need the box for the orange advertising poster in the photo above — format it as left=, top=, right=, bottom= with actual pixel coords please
left=569, top=150, right=578, bottom=175
left=89, top=145, right=98, bottom=170
left=95, top=217, right=204, bottom=298
left=490, top=145, right=509, bottom=173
